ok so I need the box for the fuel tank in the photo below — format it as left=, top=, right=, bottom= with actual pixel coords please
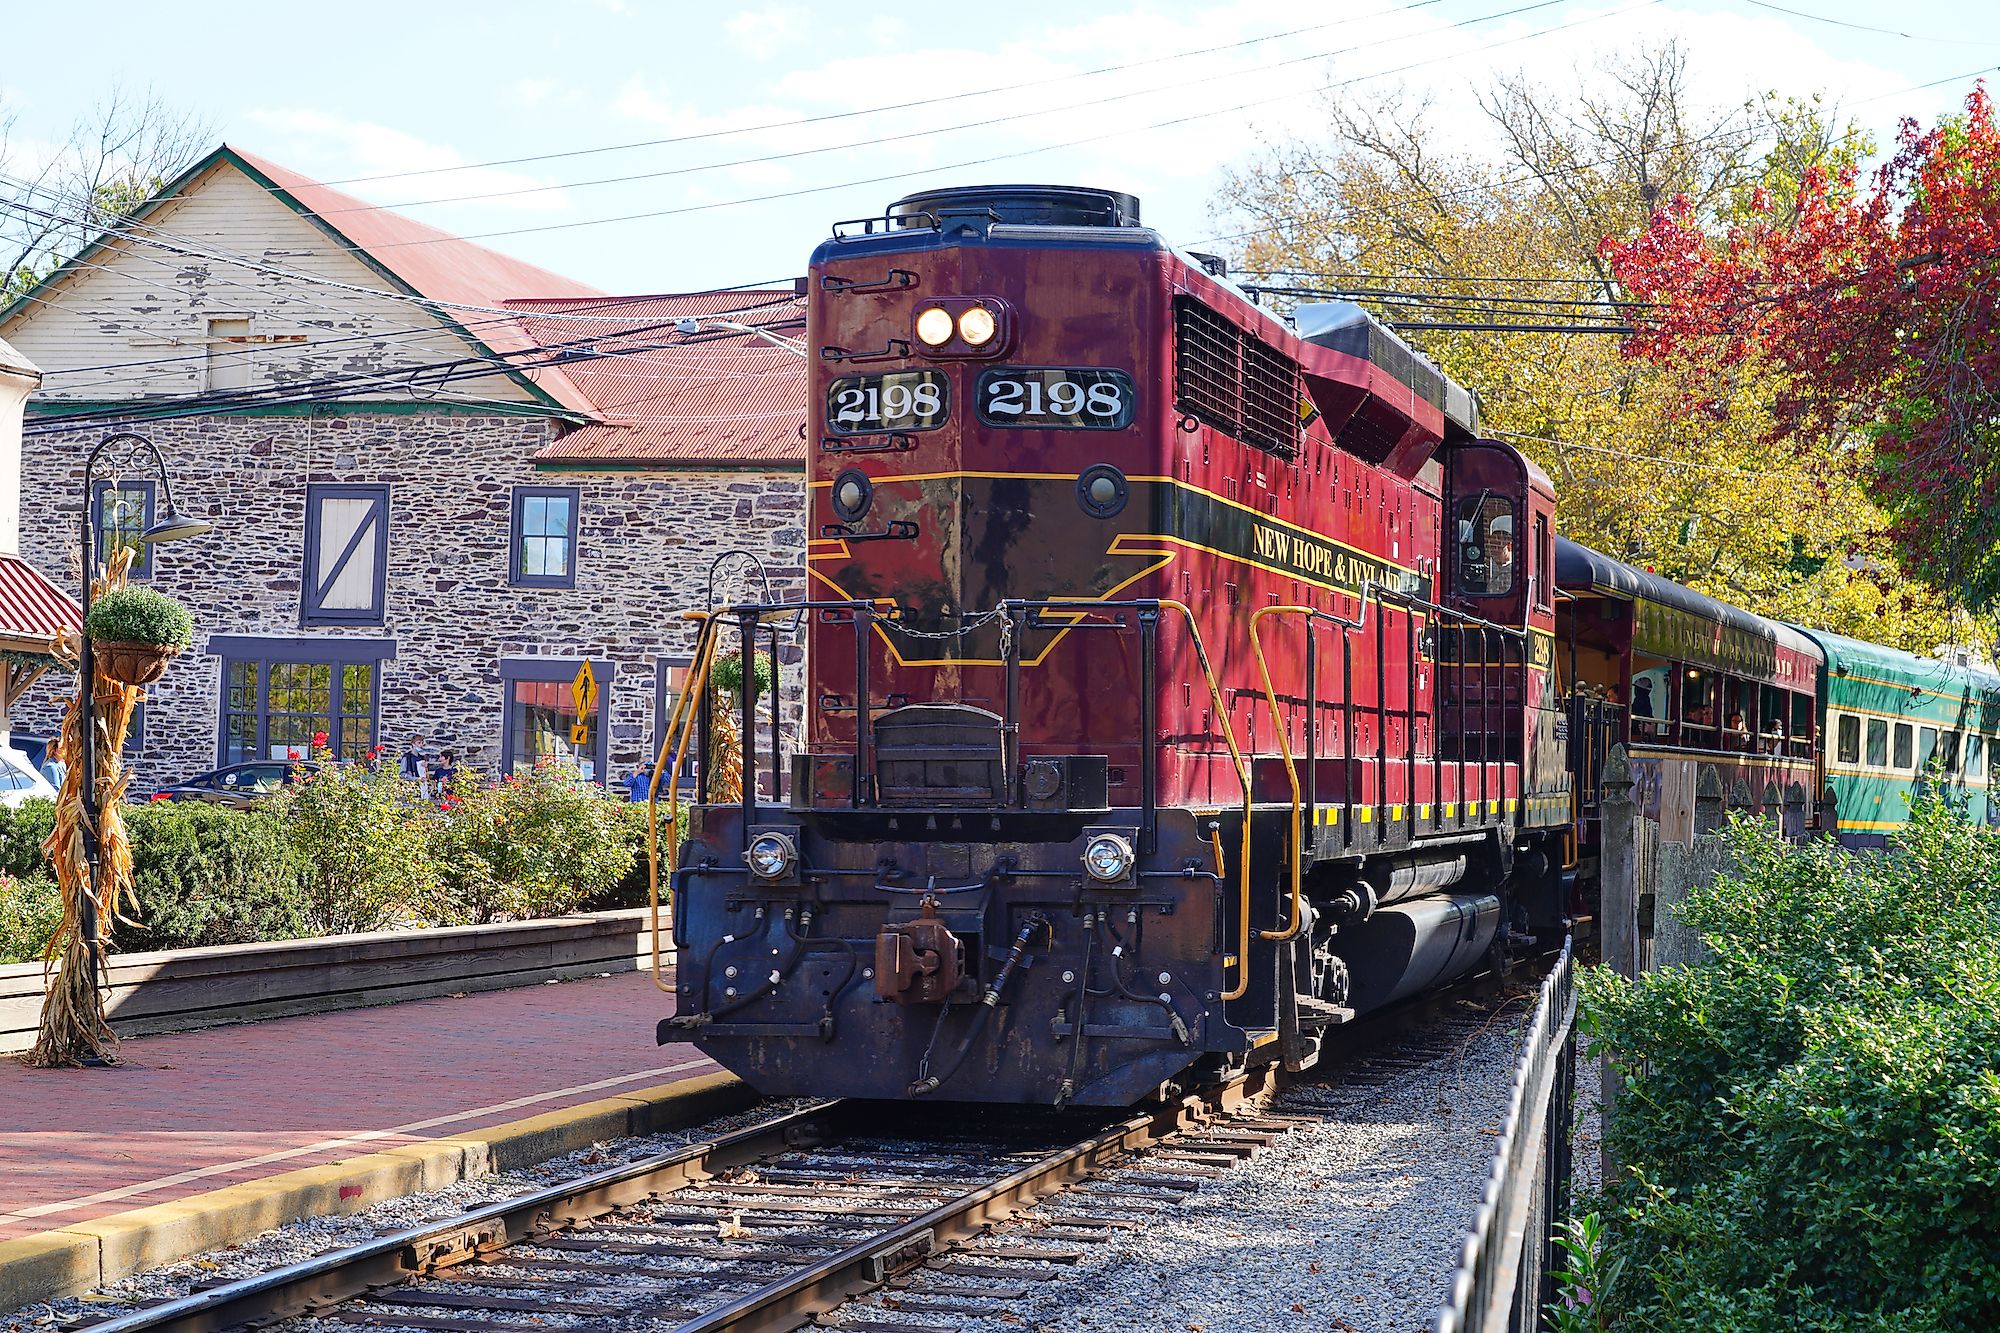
left=1339, top=891, right=1501, bottom=1012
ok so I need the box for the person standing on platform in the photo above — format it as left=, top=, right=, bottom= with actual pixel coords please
left=432, top=749, right=460, bottom=796
left=400, top=736, right=431, bottom=799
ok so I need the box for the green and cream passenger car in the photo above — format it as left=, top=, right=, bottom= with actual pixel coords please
left=1794, top=628, right=2000, bottom=844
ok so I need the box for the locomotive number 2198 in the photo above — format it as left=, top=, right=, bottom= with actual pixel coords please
left=978, top=367, right=1136, bottom=430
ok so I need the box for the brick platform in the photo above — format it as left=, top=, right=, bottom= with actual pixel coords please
left=0, top=970, right=717, bottom=1242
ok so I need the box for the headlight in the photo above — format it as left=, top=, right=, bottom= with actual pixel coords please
left=1083, top=832, right=1136, bottom=883
left=746, top=831, right=798, bottom=880
left=831, top=468, right=872, bottom=522
left=915, top=306, right=954, bottom=346
left=957, top=306, right=998, bottom=346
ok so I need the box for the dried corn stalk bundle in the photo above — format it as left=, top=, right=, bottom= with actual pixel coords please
left=28, top=548, right=146, bottom=1068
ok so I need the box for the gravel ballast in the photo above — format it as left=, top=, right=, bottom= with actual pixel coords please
left=838, top=1003, right=1539, bottom=1333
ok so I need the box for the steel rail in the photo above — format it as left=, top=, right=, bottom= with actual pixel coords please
left=677, top=1067, right=1277, bottom=1331
left=70, top=1070, right=1277, bottom=1333
left=66, top=1101, right=840, bottom=1333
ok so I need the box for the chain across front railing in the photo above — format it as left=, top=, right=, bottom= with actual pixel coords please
left=1434, top=938, right=1578, bottom=1333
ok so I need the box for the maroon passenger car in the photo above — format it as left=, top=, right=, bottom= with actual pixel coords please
left=663, top=186, right=1572, bottom=1105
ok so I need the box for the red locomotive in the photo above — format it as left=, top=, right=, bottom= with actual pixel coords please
left=659, top=185, right=1579, bottom=1105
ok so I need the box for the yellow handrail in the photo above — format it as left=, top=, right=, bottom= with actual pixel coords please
left=1155, top=599, right=1256, bottom=1002
left=1248, top=605, right=1313, bottom=943
left=645, top=612, right=724, bottom=995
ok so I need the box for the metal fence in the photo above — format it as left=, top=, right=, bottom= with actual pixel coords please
left=1434, top=938, right=1578, bottom=1333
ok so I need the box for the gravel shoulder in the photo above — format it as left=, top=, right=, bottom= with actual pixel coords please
left=838, top=1001, right=1538, bottom=1333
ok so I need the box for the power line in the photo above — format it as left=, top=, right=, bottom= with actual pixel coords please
left=313, top=5, right=1448, bottom=188
left=305, top=3, right=1466, bottom=218
left=1737, top=0, right=2000, bottom=47
left=262, top=0, right=1663, bottom=253
left=1197, top=61, right=1998, bottom=256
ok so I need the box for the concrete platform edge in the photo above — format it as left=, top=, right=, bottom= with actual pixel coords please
left=0, top=1069, right=751, bottom=1317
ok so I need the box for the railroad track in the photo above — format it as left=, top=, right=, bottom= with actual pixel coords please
left=62, top=1072, right=1285, bottom=1333
left=58, top=967, right=1545, bottom=1333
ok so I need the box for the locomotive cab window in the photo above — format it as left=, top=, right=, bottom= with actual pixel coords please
left=1455, top=495, right=1516, bottom=597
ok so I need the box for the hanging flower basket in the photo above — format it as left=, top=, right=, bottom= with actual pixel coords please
left=93, top=639, right=180, bottom=686
left=83, top=586, right=195, bottom=687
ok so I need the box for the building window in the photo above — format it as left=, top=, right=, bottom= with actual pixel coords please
left=510, top=486, right=579, bottom=588
left=92, top=479, right=157, bottom=579
left=206, top=317, right=253, bottom=392
left=501, top=657, right=610, bottom=783
left=303, top=484, right=389, bottom=626
left=212, top=636, right=392, bottom=765
left=651, top=657, right=700, bottom=792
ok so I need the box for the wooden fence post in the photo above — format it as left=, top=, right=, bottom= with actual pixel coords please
left=1761, top=779, right=1782, bottom=827
left=1816, top=784, right=1840, bottom=840
left=1784, top=781, right=1808, bottom=841
left=1597, top=744, right=1635, bottom=1190
left=1728, top=777, right=1755, bottom=820
left=1694, top=765, right=1725, bottom=836
left=1600, top=745, right=1638, bottom=982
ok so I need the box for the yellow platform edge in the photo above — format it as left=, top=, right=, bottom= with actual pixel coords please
left=0, top=1069, right=752, bottom=1316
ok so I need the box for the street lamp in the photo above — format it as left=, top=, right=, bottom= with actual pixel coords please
left=73, top=432, right=211, bottom=1046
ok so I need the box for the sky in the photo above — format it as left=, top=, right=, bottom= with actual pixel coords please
left=2, top=0, right=1995, bottom=296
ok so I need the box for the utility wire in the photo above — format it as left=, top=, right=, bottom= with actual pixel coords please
left=245, top=0, right=1664, bottom=252
left=314, top=4, right=1448, bottom=187
left=306, top=3, right=1471, bottom=217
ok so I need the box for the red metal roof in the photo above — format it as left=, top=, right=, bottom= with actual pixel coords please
left=0, top=553, right=81, bottom=649
left=224, top=146, right=606, bottom=415
left=508, top=291, right=807, bottom=467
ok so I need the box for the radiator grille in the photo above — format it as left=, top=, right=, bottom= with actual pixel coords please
left=1173, top=297, right=1299, bottom=457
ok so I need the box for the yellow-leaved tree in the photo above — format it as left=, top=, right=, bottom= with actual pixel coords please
left=1213, top=41, right=1982, bottom=654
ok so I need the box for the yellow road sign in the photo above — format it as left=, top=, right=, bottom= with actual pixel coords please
left=571, top=661, right=598, bottom=719
left=569, top=722, right=591, bottom=747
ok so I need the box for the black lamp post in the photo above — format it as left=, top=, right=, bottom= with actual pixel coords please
left=73, top=432, right=211, bottom=1020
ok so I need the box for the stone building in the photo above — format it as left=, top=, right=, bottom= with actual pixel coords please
left=0, top=145, right=805, bottom=789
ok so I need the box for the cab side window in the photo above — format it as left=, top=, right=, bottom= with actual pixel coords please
left=1456, top=495, right=1516, bottom=597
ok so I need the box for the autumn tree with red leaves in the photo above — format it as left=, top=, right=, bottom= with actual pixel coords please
left=1609, top=86, right=2000, bottom=617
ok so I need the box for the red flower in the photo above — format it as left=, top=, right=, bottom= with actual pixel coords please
left=312, top=731, right=330, bottom=748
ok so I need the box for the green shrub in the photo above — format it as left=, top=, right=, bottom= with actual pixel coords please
left=1582, top=792, right=2000, bottom=1330
left=581, top=799, right=686, bottom=911
left=708, top=650, right=774, bottom=699
left=116, top=802, right=306, bottom=950
left=0, top=870, right=61, bottom=964
left=83, top=586, right=194, bottom=648
left=268, top=751, right=437, bottom=934
left=433, top=763, right=635, bottom=923
left=0, top=797, right=55, bottom=879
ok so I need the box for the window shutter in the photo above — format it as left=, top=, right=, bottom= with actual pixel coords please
left=303, top=485, right=388, bottom=625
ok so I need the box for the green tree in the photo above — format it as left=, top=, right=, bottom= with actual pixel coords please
left=1213, top=43, right=1977, bottom=652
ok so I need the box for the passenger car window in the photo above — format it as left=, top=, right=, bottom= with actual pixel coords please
left=1836, top=715, right=1860, bottom=764
left=1455, top=495, right=1515, bottom=597
left=1866, top=719, right=1888, bottom=767
left=1893, top=722, right=1914, bottom=770
left=1919, top=726, right=1939, bottom=770
left=1940, top=732, right=1961, bottom=772
left=1970, top=735, right=1985, bottom=777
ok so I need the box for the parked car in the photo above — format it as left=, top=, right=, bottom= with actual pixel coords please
left=11, top=732, right=50, bottom=773
left=0, top=744, right=56, bottom=808
left=153, top=761, right=313, bottom=809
